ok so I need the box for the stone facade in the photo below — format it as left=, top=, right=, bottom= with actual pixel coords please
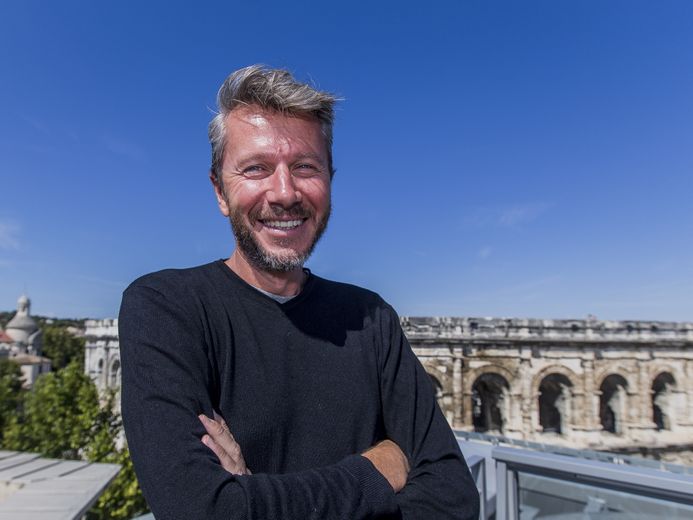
left=405, top=316, right=693, bottom=451
left=84, top=319, right=121, bottom=408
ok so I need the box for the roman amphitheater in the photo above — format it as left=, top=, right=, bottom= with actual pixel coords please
left=406, top=316, right=693, bottom=460
left=85, top=315, right=693, bottom=460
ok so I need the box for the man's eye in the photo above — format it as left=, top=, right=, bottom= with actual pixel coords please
left=242, top=165, right=268, bottom=177
left=294, top=164, right=320, bottom=177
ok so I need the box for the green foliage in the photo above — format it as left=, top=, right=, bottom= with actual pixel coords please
left=42, top=325, right=86, bottom=370
left=36, top=317, right=87, bottom=329
left=0, top=311, right=12, bottom=328
left=0, top=359, right=23, bottom=444
left=3, top=360, right=99, bottom=458
left=82, top=392, right=149, bottom=519
left=2, top=362, right=148, bottom=519
left=87, top=445, right=149, bottom=520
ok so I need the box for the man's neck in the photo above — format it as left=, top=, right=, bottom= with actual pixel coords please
left=225, top=251, right=306, bottom=297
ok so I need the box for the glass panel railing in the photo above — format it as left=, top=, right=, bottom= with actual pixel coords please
left=493, top=446, right=693, bottom=520
left=466, top=454, right=487, bottom=519
left=518, top=471, right=693, bottom=519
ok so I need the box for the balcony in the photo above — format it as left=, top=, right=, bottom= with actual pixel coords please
left=458, top=431, right=693, bottom=519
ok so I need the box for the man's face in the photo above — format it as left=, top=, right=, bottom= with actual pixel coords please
left=213, top=106, right=332, bottom=273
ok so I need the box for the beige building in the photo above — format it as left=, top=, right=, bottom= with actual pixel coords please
left=84, top=319, right=120, bottom=401
left=406, top=316, right=693, bottom=453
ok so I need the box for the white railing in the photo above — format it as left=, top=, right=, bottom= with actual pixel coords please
left=492, top=445, right=693, bottom=519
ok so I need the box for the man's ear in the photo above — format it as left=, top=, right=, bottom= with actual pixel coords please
left=210, top=171, right=230, bottom=217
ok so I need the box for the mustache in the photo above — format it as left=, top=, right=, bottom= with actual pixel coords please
left=254, top=205, right=312, bottom=220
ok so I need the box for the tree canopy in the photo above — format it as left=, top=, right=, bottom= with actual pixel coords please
left=1, top=361, right=147, bottom=519
left=42, top=325, right=86, bottom=369
left=0, top=359, right=23, bottom=444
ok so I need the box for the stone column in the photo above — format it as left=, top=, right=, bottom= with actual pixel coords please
left=452, top=349, right=464, bottom=428
left=519, top=357, right=533, bottom=436
left=637, top=358, right=656, bottom=430
left=678, top=359, right=693, bottom=428
left=580, top=357, right=598, bottom=432
left=460, top=348, right=474, bottom=428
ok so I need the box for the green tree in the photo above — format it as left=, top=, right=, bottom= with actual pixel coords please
left=87, top=444, right=149, bottom=520
left=3, top=360, right=98, bottom=458
left=3, top=363, right=148, bottom=519
left=83, top=391, right=149, bottom=520
left=0, top=311, right=13, bottom=328
left=0, top=359, right=23, bottom=444
left=42, top=325, right=85, bottom=370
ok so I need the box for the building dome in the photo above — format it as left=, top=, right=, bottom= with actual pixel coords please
left=5, top=294, right=39, bottom=345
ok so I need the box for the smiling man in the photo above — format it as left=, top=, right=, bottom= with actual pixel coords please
left=212, top=104, right=331, bottom=291
left=119, top=65, right=479, bottom=520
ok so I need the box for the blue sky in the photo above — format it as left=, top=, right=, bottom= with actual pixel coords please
left=1, top=1, right=691, bottom=321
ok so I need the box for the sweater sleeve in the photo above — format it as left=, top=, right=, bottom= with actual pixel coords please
left=377, top=305, right=480, bottom=520
left=119, top=282, right=399, bottom=520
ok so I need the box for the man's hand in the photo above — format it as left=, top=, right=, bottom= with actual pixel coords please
left=198, top=412, right=408, bottom=494
left=361, top=440, right=410, bottom=493
left=198, top=412, right=251, bottom=475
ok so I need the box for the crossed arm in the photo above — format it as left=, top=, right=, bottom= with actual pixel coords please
left=199, top=413, right=410, bottom=492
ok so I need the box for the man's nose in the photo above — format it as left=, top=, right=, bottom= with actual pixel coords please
left=266, top=165, right=301, bottom=207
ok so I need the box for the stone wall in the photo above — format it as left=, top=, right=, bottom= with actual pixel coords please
left=405, top=316, right=693, bottom=451
left=84, top=318, right=121, bottom=408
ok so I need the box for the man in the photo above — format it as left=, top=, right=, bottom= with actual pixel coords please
left=120, top=65, right=479, bottom=519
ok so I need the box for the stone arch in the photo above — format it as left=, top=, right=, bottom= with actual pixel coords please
left=599, top=374, right=629, bottom=434
left=647, top=363, right=685, bottom=391
left=109, top=357, right=121, bottom=389
left=538, top=373, right=573, bottom=434
left=428, top=373, right=444, bottom=400
left=471, top=372, right=511, bottom=434
left=531, top=365, right=580, bottom=396
left=652, top=371, right=676, bottom=431
left=593, top=367, right=636, bottom=395
left=466, top=363, right=517, bottom=389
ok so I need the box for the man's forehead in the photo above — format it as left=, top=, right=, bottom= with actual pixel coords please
left=226, top=107, right=272, bottom=130
left=223, top=106, right=327, bottom=162
left=225, top=105, right=320, bottom=131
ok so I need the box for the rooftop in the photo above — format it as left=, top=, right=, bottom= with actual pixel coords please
left=402, top=316, right=693, bottom=345
left=0, top=450, right=119, bottom=520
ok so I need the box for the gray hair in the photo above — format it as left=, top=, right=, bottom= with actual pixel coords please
left=208, top=65, right=338, bottom=183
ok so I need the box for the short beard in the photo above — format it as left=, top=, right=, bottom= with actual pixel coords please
left=228, top=204, right=331, bottom=273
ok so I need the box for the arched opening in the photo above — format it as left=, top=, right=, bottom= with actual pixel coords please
left=538, top=374, right=572, bottom=434
left=109, top=359, right=121, bottom=388
left=428, top=373, right=443, bottom=400
left=652, top=372, right=676, bottom=431
left=599, top=374, right=628, bottom=434
left=472, top=373, right=510, bottom=434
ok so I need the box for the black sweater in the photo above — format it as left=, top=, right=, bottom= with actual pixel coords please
left=119, top=260, right=479, bottom=519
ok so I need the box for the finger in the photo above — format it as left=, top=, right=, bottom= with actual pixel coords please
left=213, top=412, right=235, bottom=441
left=213, top=410, right=227, bottom=428
left=201, top=434, right=245, bottom=474
left=199, top=414, right=242, bottom=460
left=208, top=413, right=230, bottom=437
left=199, top=413, right=229, bottom=438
